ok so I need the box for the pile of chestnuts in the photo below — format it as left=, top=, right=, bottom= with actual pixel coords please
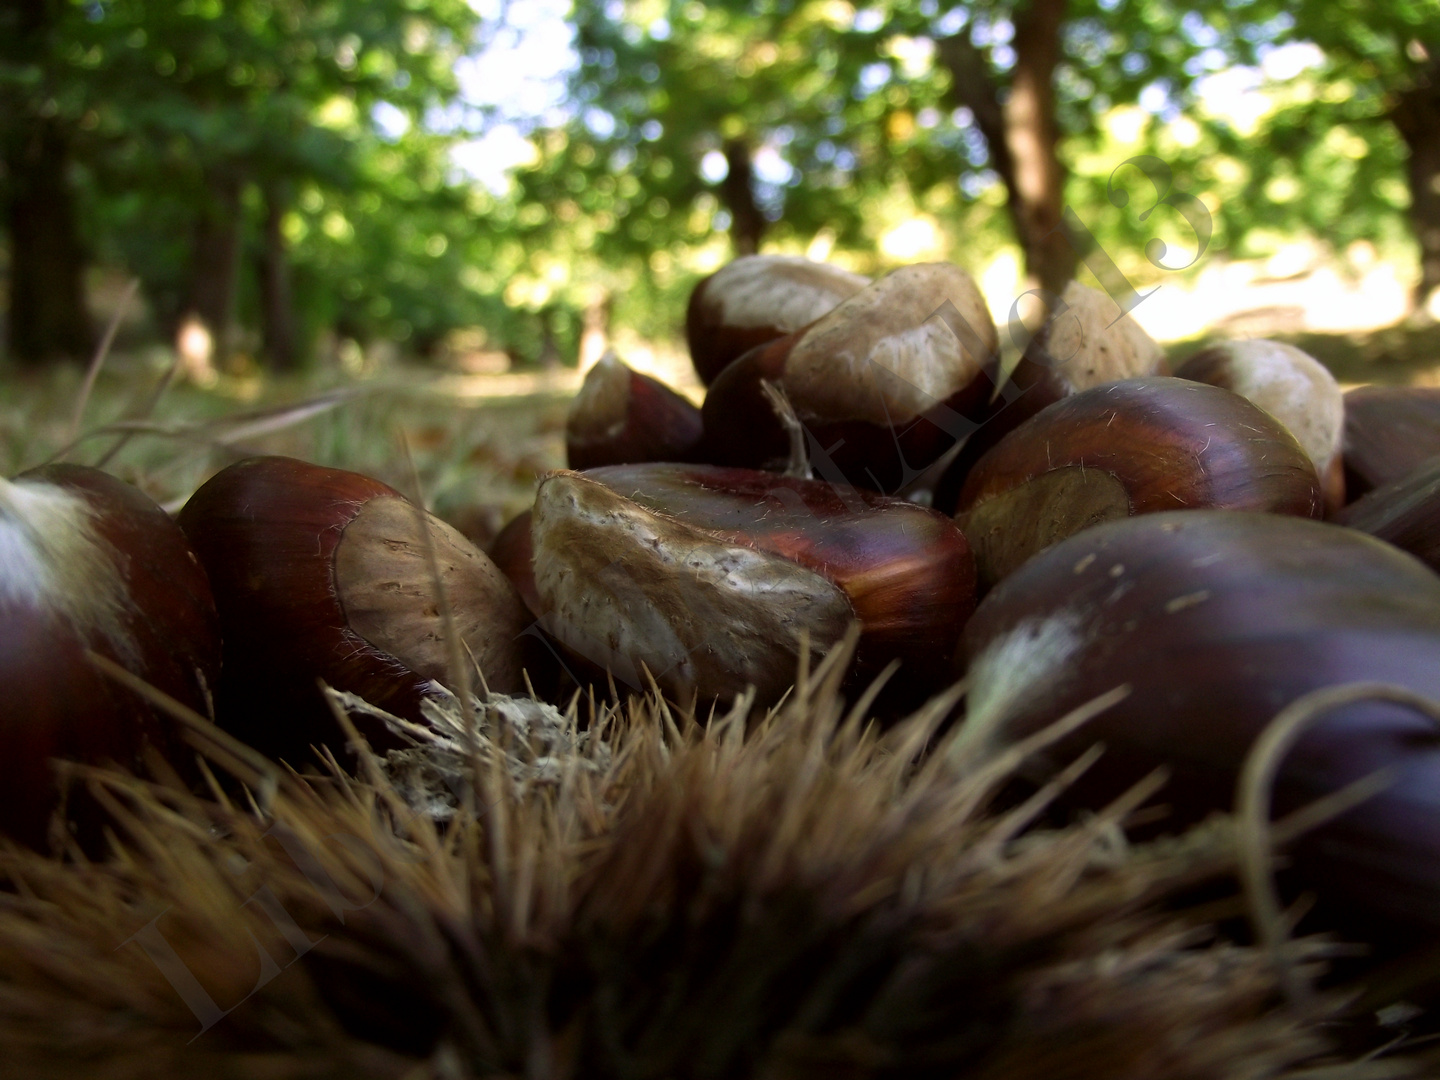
left=5, top=251, right=1440, bottom=974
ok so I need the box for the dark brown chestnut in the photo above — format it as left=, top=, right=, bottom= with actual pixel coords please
left=529, top=463, right=975, bottom=706
left=931, top=281, right=1168, bottom=515
left=956, top=510, right=1440, bottom=950
left=1342, top=384, right=1440, bottom=501
left=178, top=456, right=534, bottom=759
left=698, top=262, right=1001, bottom=494
left=1175, top=338, right=1344, bottom=513
left=488, top=509, right=540, bottom=619
left=685, top=254, right=870, bottom=386
left=1335, top=454, right=1440, bottom=572
left=954, top=377, right=1323, bottom=589
left=566, top=352, right=703, bottom=470
left=0, top=464, right=220, bottom=849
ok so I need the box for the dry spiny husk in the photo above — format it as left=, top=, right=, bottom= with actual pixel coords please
left=0, top=633, right=1423, bottom=1080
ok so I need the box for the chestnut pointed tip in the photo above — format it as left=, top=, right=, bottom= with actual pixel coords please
left=565, top=352, right=702, bottom=470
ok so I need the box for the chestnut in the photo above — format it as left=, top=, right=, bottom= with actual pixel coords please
left=698, top=262, right=1001, bottom=494
left=0, top=464, right=220, bottom=849
left=685, top=254, right=870, bottom=386
left=931, top=281, right=1168, bottom=515
left=1335, top=454, right=1440, bottom=572
left=177, top=456, right=534, bottom=759
left=1342, top=384, right=1440, bottom=501
left=529, top=463, right=975, bottom=706
left=566, top=351, right=703, bottom=470
left=1175, top=339, right=1344, bottom=513
left=954, top=377, right=1323, bottom=589
left=956, top=509, right=1440, bottom=951
left=488, top=509, right=541, bottom=619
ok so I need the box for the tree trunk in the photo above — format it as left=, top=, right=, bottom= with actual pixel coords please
left=578, top=288, right=612, bottom=372
left=5, top=117, right=93, bottom=365
left=182, top=167, right=245, bottom=363
left=940, top=0, right=1074, bottom=296
left=258, top=183, right=300, bottom=370
left=1394, top=61, right=1440, bottom=314
left=720, top=138, right=766, bottom=256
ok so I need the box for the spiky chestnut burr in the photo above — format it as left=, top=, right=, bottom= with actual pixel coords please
left=528, top=463, right=975, bottom=705
left=1342, top=384, right=1440, bottom=501
left=954, top=377, right=1323, bottom=590
left=178, top=456, right=533, bottom=760
left=0, top=464, right=220, bottom=848
left=1175, top=338, right=1345, bottom=512
left=685, top=253, right=870, bottom=386
left=698, top=262, right=1001, bottom=494
left=565, top=352, right=703, bottom=470
left=957, top=509, right=1440, bottom=948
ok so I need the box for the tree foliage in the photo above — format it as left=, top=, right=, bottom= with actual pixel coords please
left=1, top=0, right=1436, bottom=369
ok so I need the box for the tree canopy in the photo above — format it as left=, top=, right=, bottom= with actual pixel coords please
left=1, top=0, right=1436, bottom=369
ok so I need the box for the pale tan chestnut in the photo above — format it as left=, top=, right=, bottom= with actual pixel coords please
left=531, top=471, right=852, bottom=706
left=685, top=253, right=870, bottom=386
left=699, top=262, right=1001, bottom=493
left=528, top=464, right=975, bottom=706
left=179, top=456, right=533, bottom=758
left=1176, top=338, right=1345, bottom=512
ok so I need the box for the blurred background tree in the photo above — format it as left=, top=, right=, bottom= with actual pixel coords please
left=0, top=0, right=1436, bottom=371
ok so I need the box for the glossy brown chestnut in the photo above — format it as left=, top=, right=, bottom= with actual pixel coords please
left=1175, top=338, right=1344, bottom=513
left=488, top=509, right=540, bottom=618
left=178, top=456, right=533, bottom=759
left=931, top=281, right=1168, bottom=515
left=957, top=510, right=1440, bottom=949
left=566, top=352, right=703, bottom=470
left=0, top=464, right=220, bottom=849
left=1342, top=384, right=1440, bottom=501
left=698, top=262, right=1002, bottom=494
left=685, top=254, right=870, bottom=386
left=1335, top=454, right=1440, bottom=572
left=529, top=463, right=976, bottom=706
left=955, top=377, right=1323, bottom=589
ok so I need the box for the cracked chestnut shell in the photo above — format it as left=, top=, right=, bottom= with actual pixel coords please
left=698, top=263, right=1002, bottom=494
left=0, top=464, right=220, bottom=849
left=955, top=377, right=1323, bottom=590
left=566, top=352, right=703, bottom=470
left=178, top=456, right=533, bottom=759
left=528, top=463, right=976, bottom=706
left=957, top=510, right=1440, bottom=949
left=685, top=254, right=870, bottom=386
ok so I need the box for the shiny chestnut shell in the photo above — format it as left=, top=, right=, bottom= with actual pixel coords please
left=698, top=263, right=1002, bottom=495
left=178, top=456, right=533, bottom=760
left=955, top=377, right=1323, bottom=589
left=566, top=353, right=702, bottom=470
left=685, top=254, right=870, bottom=386
left=0, top=464, right=220, bottom=848
left=958, top=510, right=1440, bottom=947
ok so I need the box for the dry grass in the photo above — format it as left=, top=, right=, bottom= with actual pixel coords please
left=0, top=356, right=568, bottom=545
